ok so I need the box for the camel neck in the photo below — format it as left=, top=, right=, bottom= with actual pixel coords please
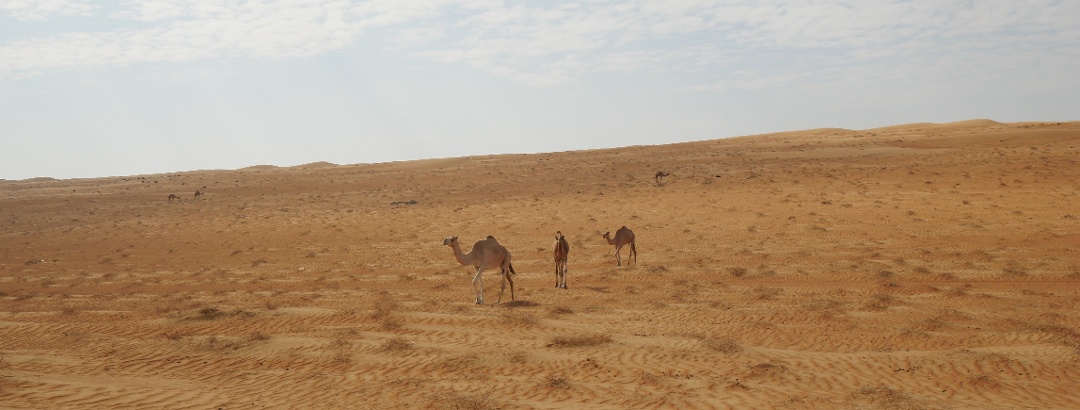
left=451, top=242, right=472, bottom=265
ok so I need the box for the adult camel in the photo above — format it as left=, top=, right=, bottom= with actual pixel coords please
left=602, top=226, right=637, bottom=266
left=655, top=171, right=670, bottom=184
left=443, top=235, right=516, bottom=304
left=553, top=231, right=569, bottom=289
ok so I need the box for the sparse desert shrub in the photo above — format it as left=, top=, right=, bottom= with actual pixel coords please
left=247, top=331, right=270, bottom=342
left=1002, top=266, right=1028, bottom=277
left=850, top=385, right=924, bottom=409
left=863, top=294, right=896, bottom=311
left=506, top=351, right=528, bottom=364
left=440, top=354, right=480, bottom=371
left=379, top=336, right=414, bottom=352
left=703, top=336, right=742, bottom=354
left=638, top=372, right=662, bottom=385
left=548, top=305, right=574, bottom=316
left=548, top=333, right=612, bottom=348
left=198, top=307, right=225, bottom=320
left=195, top=335, right=245, bottom=351
left=371, top=296, right=399, bottom=320
left=729, top=266, right=748, bottom=277
left=379, top=316, right=403, bottom=331
left=749, top=287, right=781, bottom=300
left=541, top=373, right=571, bottom=390
left=435, top=391, right=498, bottom=410
left=162, top=331, right=187, bottom=341
left=967, top=375, right=1001, bottom=389
left=909, top=318, right=948, bottom=332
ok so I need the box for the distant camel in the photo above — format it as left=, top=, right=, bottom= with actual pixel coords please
left=443, top=235, right=516, bottom=304
left=194, top=190, right=203, bottom=199
left=553, top=231, right=570, bottom=289
left=655, top=171, right=670, bottom=184
left=603, top=226, right=637, bottom=266
left=168, top=194, right=179, bottom=202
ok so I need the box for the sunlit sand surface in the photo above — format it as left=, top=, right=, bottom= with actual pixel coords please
left=2, top=120, right=1078, bottom=409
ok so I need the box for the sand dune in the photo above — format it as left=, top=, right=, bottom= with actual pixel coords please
left=1, top=120, right=1079, bottom=409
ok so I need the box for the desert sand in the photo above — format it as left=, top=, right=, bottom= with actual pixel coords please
left=1, top=120, right=1078, bottom=409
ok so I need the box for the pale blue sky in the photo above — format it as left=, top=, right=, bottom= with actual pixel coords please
left=2, top=0, right=1078, bottom=180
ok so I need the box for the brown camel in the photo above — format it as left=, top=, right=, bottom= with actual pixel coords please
left=168, top=194, right=179, bottom=202
left=553, top=231, right=569, bottom=289
left=602, top=226, right=637, bottom=266
left=443, top=235, right=516, bottom=304
left=194, top=190, right=203, bottom=199
left=655, top=171, right=670, bottom=183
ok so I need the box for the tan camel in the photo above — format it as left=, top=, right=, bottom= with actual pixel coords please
left=443, top=235, right=516, bottom=304
left=168, top=194, right=179, bottom=202
left=553, top=231, right=569, bottom=289
left=602, top=226, right=637, bottom=266
left=655, top=171, right=670, bottom=184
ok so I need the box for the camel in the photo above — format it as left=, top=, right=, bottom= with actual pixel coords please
left=194, top=190, right=203, bottom=199
left=655, top=171, right=670, bottom=184
left=602, top=226, right=637, bottom=266
left=168, top=194, right=179, bottom=202
left=443, top=235, right=516, bottom=304
left=553, top=231, right=569, bottom=289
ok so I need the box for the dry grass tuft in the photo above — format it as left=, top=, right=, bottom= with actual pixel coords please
left=498, top=311, right=538, bottom=327
left=548, top=333, right=612, bottom=348
left=850, top=385, right=926, bottom=410
left=506, top=351, right=528, bottom=364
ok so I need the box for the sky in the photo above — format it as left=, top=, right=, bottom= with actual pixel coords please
left=1, top=1, right=1078, bottom=181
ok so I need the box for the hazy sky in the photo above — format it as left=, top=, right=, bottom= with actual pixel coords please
left=2, top=1, right=1078, bottom=180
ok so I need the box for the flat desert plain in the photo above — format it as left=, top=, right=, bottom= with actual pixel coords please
left=2, top=119, right=1079, bottom=409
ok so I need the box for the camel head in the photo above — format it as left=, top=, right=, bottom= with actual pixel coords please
left=602, top=232, right=611, bottom=240
left=555, top=231, right=564, bottom=241
left=443, top=236, right=458, bottom=246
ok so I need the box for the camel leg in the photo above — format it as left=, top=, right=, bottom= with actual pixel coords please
left=563, top=264, right=568, bottom=289
left=615, top=246, right=622, bottom=266
left=498, top=269, right=506, bottom=304
left=497, top=266, right=515, bottom=303
left=472, top=268, right=484, bottom=305
left=506, top=268, right=515, bottom=301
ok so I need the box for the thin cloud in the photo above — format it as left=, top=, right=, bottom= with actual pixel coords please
left=0, top=0, right=94, bottom=20
left=1, top=0, right=1078, bottom=92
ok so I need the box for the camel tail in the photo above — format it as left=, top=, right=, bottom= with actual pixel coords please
left=509, top=263, right=516, bottom=275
